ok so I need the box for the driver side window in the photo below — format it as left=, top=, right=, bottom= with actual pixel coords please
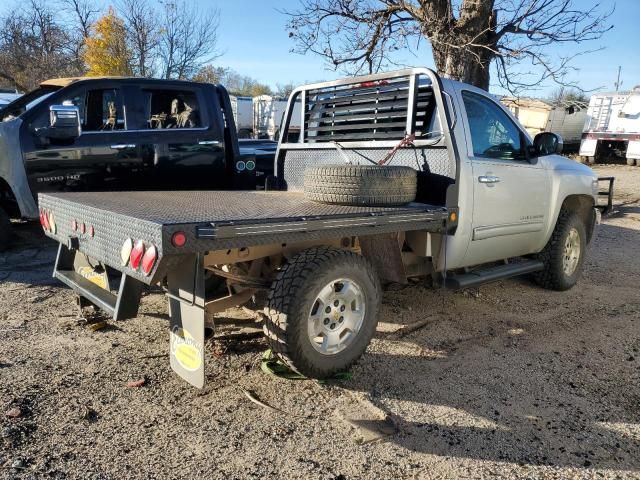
left=462, top=91, right=524, bottom=161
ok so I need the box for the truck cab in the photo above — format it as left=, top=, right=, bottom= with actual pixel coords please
left=436, top=78, right=598, bottom=271
left=0, top=77, right=261, bottom=249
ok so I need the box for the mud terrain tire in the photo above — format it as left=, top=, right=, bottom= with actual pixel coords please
left=534, top=209, right=587, bottom=291
left=263, top=247, right=381, bottom=378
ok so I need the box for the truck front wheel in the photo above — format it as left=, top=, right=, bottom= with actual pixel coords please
left=263, top=247, right=381, bottom=378
left=0, top=208, right=11, bottom=252
left=534, top=210, right=587, bottom=291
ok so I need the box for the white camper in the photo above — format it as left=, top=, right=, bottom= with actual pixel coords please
left=579, top=87, right=640, bottom=165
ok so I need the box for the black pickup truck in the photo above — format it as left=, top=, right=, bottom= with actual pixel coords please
left=0, top=77, right=275, bottom=250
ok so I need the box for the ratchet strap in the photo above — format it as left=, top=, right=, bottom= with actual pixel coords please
left=378, top=133, right=416, bottom=166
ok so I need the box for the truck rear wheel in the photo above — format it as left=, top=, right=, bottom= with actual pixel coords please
left=534, top=210, right=587, bottom=291
left=304, top=164, right=417, bottom=206
left=263, top=247, right=381, bottom=378
left=0, top=208, right=11, bottom=252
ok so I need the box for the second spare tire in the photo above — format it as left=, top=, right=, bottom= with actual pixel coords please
left=304, top=164, right=417, bottom=206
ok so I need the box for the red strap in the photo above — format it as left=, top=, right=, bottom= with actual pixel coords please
left=377, top=133, right=416, bottom=165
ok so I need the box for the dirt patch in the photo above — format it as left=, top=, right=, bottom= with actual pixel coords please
left=1, top=164, right=639, bottom=479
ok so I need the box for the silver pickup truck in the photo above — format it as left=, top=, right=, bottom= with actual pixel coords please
left=39, top=68, right=599, bottom=388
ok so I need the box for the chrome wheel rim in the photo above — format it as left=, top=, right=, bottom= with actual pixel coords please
left=562, top=227, right=581, bottom=276
left=308, top=278, right=366, bottom=355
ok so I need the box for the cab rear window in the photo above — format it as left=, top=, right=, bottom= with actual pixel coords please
left=142, top=89, right=203, bottom=129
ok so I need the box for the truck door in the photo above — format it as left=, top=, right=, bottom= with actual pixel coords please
left=22, top=84, right=142, bottom=193
left=460, top=90, right=550, bottom=265
left=130, top=85, right=227, bottom=190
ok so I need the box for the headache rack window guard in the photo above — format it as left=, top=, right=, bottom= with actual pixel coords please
left=278, top=68, right=444, bottom=149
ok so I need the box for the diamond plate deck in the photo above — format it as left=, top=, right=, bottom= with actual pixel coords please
left=41, top=190, right=439, bottom=224
left=40, top=190, right=449, bottom=284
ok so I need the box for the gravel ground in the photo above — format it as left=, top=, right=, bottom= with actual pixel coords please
left=1, top=164, right=639, bottom=479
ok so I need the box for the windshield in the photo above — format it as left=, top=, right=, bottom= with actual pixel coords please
left=0, top=86, right=62, bottom=122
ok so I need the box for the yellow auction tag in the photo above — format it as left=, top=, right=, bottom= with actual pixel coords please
left=77, top=266, right=108, bottom=290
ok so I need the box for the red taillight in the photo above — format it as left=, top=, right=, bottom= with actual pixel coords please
left=72, top=219, right=77, bottom=231
left=171, top=231, right=186, bottom=247
left=141, top=245, right=157, bottom=276
left=80, top=223, right=86, bottom=235
left=130, top=240, right=145, bottom=270
left=89, top=225, right=95, bottom=237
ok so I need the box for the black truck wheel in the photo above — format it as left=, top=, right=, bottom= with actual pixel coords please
left=534, top=210, right=587, bottom=291
left=304, top=164, right=417, bottom=206
left=0, top=207, right=11, bottom=252
left=263, top=247, right=381, bottom=378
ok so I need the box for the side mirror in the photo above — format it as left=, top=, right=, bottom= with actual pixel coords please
left=533, top=131, right=563, bottom=156
left=36, top=105, right=81, bottom=140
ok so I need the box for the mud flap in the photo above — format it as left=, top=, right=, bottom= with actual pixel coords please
left=167, top=254, right=206, bottom=388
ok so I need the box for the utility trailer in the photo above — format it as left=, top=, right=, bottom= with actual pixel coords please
left=579, top=87, right=640, bottom=165
left=253, top=95, right=302, bottom=140
left=41, top=68, right=599, bottom=388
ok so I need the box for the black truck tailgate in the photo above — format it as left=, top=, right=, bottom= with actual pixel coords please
left=39, top=191, right=450, bottom=284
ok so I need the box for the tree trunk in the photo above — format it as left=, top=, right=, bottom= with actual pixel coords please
left=432, top=46, right=493, bottom=90
left=426, top=0, right=496, bottom=90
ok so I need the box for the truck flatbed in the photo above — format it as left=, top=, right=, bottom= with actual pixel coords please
left=39, top=190, right=449, bottom=284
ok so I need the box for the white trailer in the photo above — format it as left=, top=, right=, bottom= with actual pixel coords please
left=579, top=87, right=640, bottom=165
left=546, top=104, right=588, bottom=148
left=253, top=95, right=301, bottom=141
left=501, top=96, right=587, bottom=151
left=229, top=95, right=254, bottom=138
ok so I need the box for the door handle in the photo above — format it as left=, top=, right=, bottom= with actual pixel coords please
left=110, top=144, right=136, bottom=150
left=198, top=140, right=220, bottom=145
left=478, top=175, right=501, bottom=184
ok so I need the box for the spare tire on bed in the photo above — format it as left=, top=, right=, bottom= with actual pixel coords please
left=303, top=165, right=417, bottom=206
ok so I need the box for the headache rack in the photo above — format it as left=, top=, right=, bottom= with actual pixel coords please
left=279, top=68, right=448, bottom=147
left=273, top=68, right=457, bottom=190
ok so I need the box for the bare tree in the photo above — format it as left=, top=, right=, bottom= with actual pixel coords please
left=118, top=0, right=158, bottom=77
left=0, top=0, right=84, bottom=91
left=275, top=82, right=297, bottom=98
left=285, top=0, right=613, bottom=92
left=192, top=64, right=228, bottom=84
left=192, top=65, right=273, bottom=96
left=158, top=0, right=221, bottom=80
left=61, top=0, right=99, bottom=39
left=59, top=0, right=101, bottom=64
left=547, top=86, right=589, bottom=106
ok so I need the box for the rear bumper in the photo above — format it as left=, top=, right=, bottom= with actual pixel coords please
left=54, top=244, right=145, bottom=320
